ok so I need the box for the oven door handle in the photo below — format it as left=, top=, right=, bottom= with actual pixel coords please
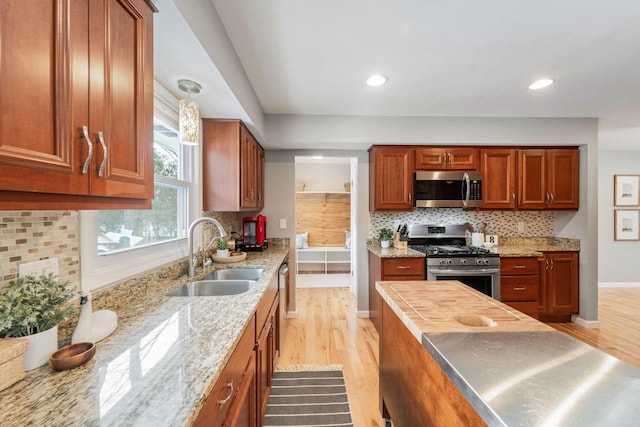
left=430, top=268, right=500, bottom=275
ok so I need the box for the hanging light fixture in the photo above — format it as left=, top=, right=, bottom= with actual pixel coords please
left=178, top=79, right=202, bottom=145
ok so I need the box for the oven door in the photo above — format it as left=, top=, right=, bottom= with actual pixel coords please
left=427, top=267, right=501, bottom=300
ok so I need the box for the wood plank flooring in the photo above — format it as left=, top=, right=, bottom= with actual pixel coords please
left=279, top=287, right=640, bottom=427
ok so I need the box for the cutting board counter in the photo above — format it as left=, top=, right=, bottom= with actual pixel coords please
left=377, top=280, right=640, bottom=427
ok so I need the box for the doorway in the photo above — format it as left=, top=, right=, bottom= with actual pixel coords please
left=294, top=156, right=357, bottom=295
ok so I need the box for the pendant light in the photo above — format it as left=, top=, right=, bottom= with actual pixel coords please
left=177, top=79, right=202, bottom=145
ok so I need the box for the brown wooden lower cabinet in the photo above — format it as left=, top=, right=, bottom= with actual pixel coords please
left=500, top=257, right=540, bottom=319
left=368, top=252, right=424, bottom=333
left=539, top=252, right=579, bottom=322
left=380, top=299, right=486, bottom=426
left=195, top=275, right=280, bottom=427
left=193, top=315, right=257, bottom=427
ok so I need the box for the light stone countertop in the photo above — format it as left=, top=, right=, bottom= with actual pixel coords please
left=368, top=237, right=580, bottom=258
left=0, top=247, right=289, bottom=427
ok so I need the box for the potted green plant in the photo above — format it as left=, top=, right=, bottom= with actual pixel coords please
left=216, top=238, right=229, bottom=257
left=0, top=274, right=77, bottom=370
left=378, top=228, right=394, bottom=249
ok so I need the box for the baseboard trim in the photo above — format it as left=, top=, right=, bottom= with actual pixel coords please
left=572, top=315, right=600, bottom=329
left=599, top=282, right=640, bottom=288
left=357, top=310, right=370, bottom=319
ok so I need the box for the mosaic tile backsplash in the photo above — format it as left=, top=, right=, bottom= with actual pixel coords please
left=0, top=211, right=79, bottom=286
left=369, top=209, right=554, bottom=239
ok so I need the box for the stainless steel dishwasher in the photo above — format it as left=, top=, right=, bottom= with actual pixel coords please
left=277, top=258, right=289, bottom=354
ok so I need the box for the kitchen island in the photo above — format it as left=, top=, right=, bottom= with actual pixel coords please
left=0, top=247, right=289, bottom=426
left=378, top=280, right=640, bottom=427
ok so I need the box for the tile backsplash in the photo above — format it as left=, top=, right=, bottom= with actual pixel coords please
left=370, top=209, right=554, bottom=238
left=0, top=211, right=79, bottom=286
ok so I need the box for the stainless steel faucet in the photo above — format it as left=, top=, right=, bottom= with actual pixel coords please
left=188, top=217, right=228, bottom=277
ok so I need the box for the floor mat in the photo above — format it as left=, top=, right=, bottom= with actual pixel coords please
left=263, top=369, right=354, bottom=426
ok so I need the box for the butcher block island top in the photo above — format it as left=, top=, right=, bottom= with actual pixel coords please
left=377, top=281, right=640, bottom=427
left=378, top=280, right=552, bottom=339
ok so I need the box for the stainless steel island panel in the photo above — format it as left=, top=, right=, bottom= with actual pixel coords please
left=422, top=331, right=640, bottom=427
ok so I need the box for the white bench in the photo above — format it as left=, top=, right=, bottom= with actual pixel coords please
left=296, top=247, right=351, bottom=274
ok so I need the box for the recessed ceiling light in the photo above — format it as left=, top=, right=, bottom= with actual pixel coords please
left=366, top=74, right=387, bottom=87
left=529, top=78, right=554, bottom=90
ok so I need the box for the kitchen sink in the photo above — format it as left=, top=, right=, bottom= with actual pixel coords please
left=167, top=280, right=257, bottom=297
left=205, top=267, right=266, bottom=281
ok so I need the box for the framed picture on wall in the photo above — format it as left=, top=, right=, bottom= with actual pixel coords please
left=614, top=175, right=640, bottom=206
left=614, top=209, right=640, bottom=241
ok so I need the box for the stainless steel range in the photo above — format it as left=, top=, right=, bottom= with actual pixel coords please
left=406, top=224, right=501, bottom=300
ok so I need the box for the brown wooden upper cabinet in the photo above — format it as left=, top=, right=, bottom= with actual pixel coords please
left=481, top=148, right=518, bottom=209
left=0, top=0, right=156, bottom=210
left=481, top=147, right=579, bottom=210
left=203, top=119, right=265, bottom=211
left=519, top=149, right=579, bottom=210
left=369, top=146, right=414, bottom=212
left=415, top=147, right=479, bottom=170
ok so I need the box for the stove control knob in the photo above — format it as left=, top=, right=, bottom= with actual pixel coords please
left=481, top=258, right=490, bottom=265
left=475, top=259, right=484, bottom=266
left=439, top=259, right=446, bottom=265
left=460, top=259, right=467, bottom=265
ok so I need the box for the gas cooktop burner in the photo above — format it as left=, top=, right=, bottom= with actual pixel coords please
left=410, top=244, right=497, bottom=257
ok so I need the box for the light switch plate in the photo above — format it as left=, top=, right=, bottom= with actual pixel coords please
left=19, top=258, right=59, bottom=278
left=279, top=219, right=287, bottom=229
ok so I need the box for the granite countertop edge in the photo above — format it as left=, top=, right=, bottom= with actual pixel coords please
left=0, top=247, right=289, bottom=427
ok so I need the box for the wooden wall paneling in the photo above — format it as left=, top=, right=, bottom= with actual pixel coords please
left=295, top=192, right=350, bottom=247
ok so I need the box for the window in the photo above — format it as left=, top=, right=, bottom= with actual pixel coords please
left=80, top=82, right=199, bottom=291
left=97, top=120, right=188, bottom=254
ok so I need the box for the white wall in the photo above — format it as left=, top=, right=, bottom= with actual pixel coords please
left=598, top=151, right=640, bottom=285
left=295, top=163, right=350, bottom=192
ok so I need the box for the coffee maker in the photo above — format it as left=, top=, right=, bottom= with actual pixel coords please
left=241, top=215, right=268, bottom=251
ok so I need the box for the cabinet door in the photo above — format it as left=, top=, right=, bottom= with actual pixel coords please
left=226, top=352, right=257, bottom=427
left=256, top=144, right=265, bottom=209
left=518, top=149, right=548, bottom=209
left=542, top=252, right=579, bottom=315
left=481, top=149, right=517, bottom=209
left=370, top=147, right=414, bottom=211
left=241, top=128, right=256, bottom=208
left=88, top=0, right=154, bottom=199
left=415, top=148, right=447, bottom=170
left=547, top=149, right=579, bottom=209
left=257, top=321, right=271, bottom=421
left=0, top=1, right=89, bottom=196
left=448, top=148, right=479, bottom=170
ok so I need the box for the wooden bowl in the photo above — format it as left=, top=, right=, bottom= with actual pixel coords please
left=49, top=342, right=96, bottom=371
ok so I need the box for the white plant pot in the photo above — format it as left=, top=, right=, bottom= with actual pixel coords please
left=217, top=249, right=229, bottom=257
left=380, top=240, right=391, bottom=249
left=18, top=325, right=59, bottom=370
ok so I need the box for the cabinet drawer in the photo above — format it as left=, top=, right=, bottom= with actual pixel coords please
left=500, top=257, right=539, bottom=275
left=504, top=301, right=539, bottom=319
left=193, top=315, right=256, bottom=427
left=382, top=258, right=424, bottom=278
left=501, top=276, right=539, bottom=302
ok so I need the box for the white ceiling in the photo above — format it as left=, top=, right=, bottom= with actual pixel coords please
left=156, top=0, right=640, bottom=150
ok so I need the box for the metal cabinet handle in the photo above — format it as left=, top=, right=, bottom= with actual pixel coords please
left=396, top=265, right=412, bottom=269
left=218, top=380, right=234, bottom=408
left=513, top=265, right=526, bottom=269
left=550, top=259, right=554, bottom=269
left=550, top=193, right=555, bottom=204
left=97, top=131, right=107, bottom=177
left=512, top=193, right=516, bottom=203
left=513, top=287, right=526, bottom=291
left=81, top=126, right=93, bottom=174
left=408, top=193, right=412, bottom=203
left=545, top=258, right=550, bottom=270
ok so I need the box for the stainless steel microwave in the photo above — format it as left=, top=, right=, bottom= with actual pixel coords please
left=413, top=171, right=482, bottom=208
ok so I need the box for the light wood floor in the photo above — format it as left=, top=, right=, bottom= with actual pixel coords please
left=279, top=287, right=640, bottom=427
